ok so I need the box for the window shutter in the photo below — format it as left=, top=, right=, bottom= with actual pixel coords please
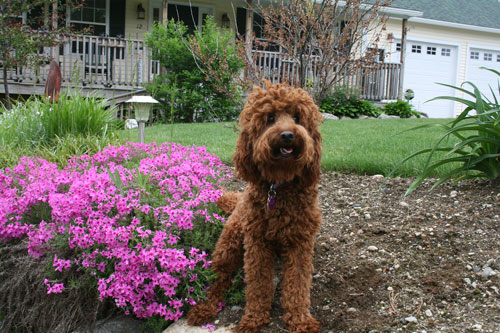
left=109, top=0, right=125, bottom=37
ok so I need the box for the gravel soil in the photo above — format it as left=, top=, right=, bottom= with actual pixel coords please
left=213, top=172, right=500, bottom=332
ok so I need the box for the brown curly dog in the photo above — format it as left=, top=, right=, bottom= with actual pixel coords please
left=187, top=82, right=323, bottom=333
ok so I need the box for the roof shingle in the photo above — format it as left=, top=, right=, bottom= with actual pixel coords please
left=390, top=0, right=500, bottom=29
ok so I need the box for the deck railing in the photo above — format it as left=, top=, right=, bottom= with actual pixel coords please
left=253, top=50, right=401, bottom=100
left=0, top=35, right=159, bottom=92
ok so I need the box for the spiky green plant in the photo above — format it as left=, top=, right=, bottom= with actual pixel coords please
left=394, top=68, right=500, bottom=195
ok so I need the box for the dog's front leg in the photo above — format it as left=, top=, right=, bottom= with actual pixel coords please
left=280, top=240, right=320, bottom=333
left=237, top=235, right=275, bottom=333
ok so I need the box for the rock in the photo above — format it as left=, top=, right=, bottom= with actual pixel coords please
left=367, top=246, right=378, bottom=252
left=358, top=115, right=369, bottom=119
left=378, top=114, right=400, bottom=119
left=124, top=119, right=138, bottom=129
left=322, top=113, right=339, bottom=120
left=404, top=315, right=418, bottom=323
left=74, top=315, right=144, bottom=333
left=346, top=307, right=357, bottom=312
left=371, top=174, right=384, bottom=180
left=481, top=267, right=497, bottom=278
left=231, top=305, right=242, bottom=312
left=162, top=318, right=236, bottom=333
left=471, top=324, right=482, bottom=331
left=400, top=201, right=409, bottom=208
left=322, top=305, right=330, bottom=311
left=340, top=116, right=352, bottom=120
left=450, top=190, right=458, bottom=198
left=464, top=278, right=472, bottom=285
left=364, top=213, right=371, bottom=219
left=425, top=309, right=433, bottom=317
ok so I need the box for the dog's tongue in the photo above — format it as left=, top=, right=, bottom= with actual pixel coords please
left=281, top=147, right=293, bottom=154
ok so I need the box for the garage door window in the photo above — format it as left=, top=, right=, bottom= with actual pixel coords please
left=441, top=48, right=451, bottom=56
left=484, top=53, right=492, bottom=61
left=497, top=54, right=500, bottom=62
left=426, top=47, right=436, bottom=55
left=412, top=45, right=422, bottom=53
left=470, top=51, right=479, bottom=59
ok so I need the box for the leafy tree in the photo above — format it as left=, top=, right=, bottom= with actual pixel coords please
left=146, top=17, right=244, bottom=123
left=249, top=0, right=391, bottom=102
left=0, top=0, right=74, bottom=109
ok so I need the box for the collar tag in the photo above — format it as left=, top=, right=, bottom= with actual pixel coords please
left=266, top=183, right=280, bottom=210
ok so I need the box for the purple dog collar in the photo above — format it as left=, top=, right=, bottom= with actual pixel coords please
left=266, top=182, right=282, bottom=210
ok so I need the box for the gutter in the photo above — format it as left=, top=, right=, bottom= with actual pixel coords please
left=409, top=17, right=500, bottom=35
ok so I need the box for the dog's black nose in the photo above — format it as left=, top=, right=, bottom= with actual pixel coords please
left=280, top=131, right=294, bottom=144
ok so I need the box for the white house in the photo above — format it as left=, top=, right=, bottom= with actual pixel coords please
left=381, top=0, right=500, bottom=118
left=3, top=0, right=500, bottom=119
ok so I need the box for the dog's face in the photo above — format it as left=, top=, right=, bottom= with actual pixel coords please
left=234, top=83, right=322, bottom=187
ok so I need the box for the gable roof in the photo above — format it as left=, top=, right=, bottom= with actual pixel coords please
left=389, top=0, right=500, bottom=30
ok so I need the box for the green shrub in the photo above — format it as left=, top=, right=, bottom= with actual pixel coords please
left=146, top=17, right=243, bottom=123
left=0, top=93, right=121, bottom=168
left=320, top=86, right=381, bottom=118
left=359, top=100, right=382, bottom=118
left=383, top=100, right=419, bottom=118
left=0, top=93, right=118, bottom=147
left=392, top=68, right=500, bottom=194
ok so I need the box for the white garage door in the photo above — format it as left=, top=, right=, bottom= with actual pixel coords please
left=467, top=48, right=500, bottom=101
left=393, top=40, right=458, bottom=118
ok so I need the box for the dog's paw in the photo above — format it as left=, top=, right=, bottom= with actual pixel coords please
left=236, top=313, right=270, bottom=333
left=187, top=302, right=218, bottom=326
left=285, top=316, right=320, bottom=333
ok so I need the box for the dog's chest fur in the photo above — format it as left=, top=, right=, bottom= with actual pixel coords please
left=241, top=183, right=321, bottom=245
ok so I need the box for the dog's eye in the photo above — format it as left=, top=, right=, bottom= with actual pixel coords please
left=267, top=114, right=275, bottom=124
left=293, top=115, right=300, bottom=123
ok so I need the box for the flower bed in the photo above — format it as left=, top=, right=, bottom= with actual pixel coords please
left=0, top=142, right=230, bottom=322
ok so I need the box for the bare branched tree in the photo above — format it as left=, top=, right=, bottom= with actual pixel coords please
left=248, top=0, right=392, bottom=101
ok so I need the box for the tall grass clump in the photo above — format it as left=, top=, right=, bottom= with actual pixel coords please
left=393, top=67, right=500, bottom=194
left=0, top=93, right=120, bottom=167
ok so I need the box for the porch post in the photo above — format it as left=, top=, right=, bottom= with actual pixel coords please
left=245, top=0, right=253, bottom=79
left=397, top=18, right=407, bottom=101
left=162, top=0, right=168, bottom=24
left=51, top=0, right=58, bottom=59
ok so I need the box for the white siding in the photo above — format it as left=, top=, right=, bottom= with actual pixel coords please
left=384, top=18, right=500, bottom=116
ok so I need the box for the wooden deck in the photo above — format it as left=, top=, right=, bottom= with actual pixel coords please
left=0, top=35, right=159, bottom=101
left=1, top=35, right=400, bottom=102
left=254, top=50, right=401, bottom=100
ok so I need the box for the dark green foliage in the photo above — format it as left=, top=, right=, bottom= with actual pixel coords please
left=146, top=17, right=243, bottom=123
left=392, top=68, right=500, bottom=194
left=320, top=86, right=381, bottom=118
left=383, top=100, right=420, bottom=118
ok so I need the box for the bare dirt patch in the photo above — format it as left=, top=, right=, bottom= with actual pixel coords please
left=214, top=172, right=500, bottom=332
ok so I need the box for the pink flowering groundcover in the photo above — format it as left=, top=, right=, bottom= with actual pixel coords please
left=0, top=142, right=231, bottom=322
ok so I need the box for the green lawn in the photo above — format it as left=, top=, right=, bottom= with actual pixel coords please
left=119, top=118, right=459, bottom=177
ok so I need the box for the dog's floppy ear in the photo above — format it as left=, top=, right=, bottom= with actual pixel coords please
left=233, top=127, right=260, bottom=183
left=298, top=127, right=322, bottom=188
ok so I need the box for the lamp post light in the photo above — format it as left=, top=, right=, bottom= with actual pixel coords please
left=126, top=95, right=159, bottom=144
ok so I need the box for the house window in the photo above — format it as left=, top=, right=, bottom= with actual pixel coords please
left=484, top=53, right=492, bottom=61
left=396, top=43, right=401, bottom=52
left=411, top=45, right=422, bottom=53
left=367, top=47, right=385, bottom=62
left=70, top=0, right=107, bottom=36
left=426, top=47, right=436, bottom=55
left=470, top=51, right=479, bottom=59
left=497, top=54, right=500, bottom=62
left=441, top=48, right=451, bottom=56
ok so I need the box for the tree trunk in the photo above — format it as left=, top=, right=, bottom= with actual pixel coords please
left=3, top=65, right=11, bottom=110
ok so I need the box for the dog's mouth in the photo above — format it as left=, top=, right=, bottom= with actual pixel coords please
left=273, top=145, right=300, bottom=159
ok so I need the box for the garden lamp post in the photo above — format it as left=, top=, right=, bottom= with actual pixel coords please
left=126, top=96, right=159, bottom=144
